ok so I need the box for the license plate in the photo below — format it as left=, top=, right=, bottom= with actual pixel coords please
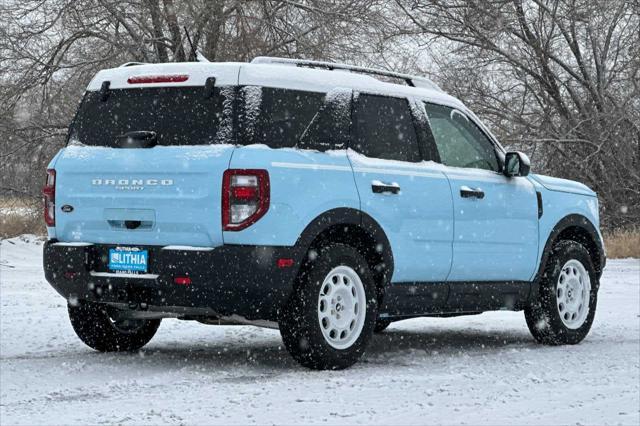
left=108, top=247, right=148, bottom=273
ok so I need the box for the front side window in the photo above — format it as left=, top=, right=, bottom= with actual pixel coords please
left=423, top=103, right=499, bottom=171
left=353, top=94, right=421, bottom=162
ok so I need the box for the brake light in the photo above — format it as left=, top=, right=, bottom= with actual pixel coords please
left=277, top=258, right=294, bottom=268
left=127, top=74, right=189, bottom=84
left=42, top=169, right=56, bottom=226
left=222, top=169, right=270, bottom=231
left=174, top=276, right=192, bottom=286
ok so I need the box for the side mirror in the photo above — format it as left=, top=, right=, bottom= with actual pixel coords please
left=504, top=151, right=530, bottom=177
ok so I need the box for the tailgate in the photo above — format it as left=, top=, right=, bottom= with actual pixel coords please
left=53, top=145, right=234, bottom=247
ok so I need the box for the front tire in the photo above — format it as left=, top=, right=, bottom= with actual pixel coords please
left=525, top=240, right=598, bottom=345
left=68, top=302, right=161, bottom=352
left=279, top=244, right=377, bottom=370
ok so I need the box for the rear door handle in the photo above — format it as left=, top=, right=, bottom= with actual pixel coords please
left=460, top=185, right=485, bottom=199
left=372, top=180, right=400, bottom=195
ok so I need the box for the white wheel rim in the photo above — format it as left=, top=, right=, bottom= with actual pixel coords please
left=556, top=259, right=591, bottom=329
left=317, top=266, right=366, bottom=350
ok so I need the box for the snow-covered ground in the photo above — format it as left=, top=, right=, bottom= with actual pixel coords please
left=0, top=207, right=37, bottom=216
left=1, top=236, right=638, bottom=425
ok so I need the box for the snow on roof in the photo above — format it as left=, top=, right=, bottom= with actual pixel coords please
left=86, top=62, right=242, bottom=91
left=250, top=56, right=443, bottom=91
left=239, top=64, right=464, bottom=109
left=86, top=60, right=466, bottom=110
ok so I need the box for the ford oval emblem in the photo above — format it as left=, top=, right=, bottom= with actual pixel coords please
left=61, top=205, right=74, bottom=213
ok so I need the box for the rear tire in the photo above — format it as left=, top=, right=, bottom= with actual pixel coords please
left=525, top=240, right=598, bottom=345
left=279, top=244, right=377, bottom=370
left=68, top=302, right=161, bottom=352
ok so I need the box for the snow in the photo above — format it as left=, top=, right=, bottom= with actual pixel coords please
left=161, top=246, right=214, bottom=252
left=88, top=271, right=159, bottom=280
left=175, top=144, right=235, bottom=160
left=251, top=56, right=443, bottom=92
left=61, top=144, right=235, bottom=160
left=241, top=85, right=262, bottom=142
left=1, top=236, right=638, bottom=425
left=51, top=242, right=94, bottom=247
left=347, top=148, right=445, bottom=170
left=86, top=63, right=241, bottom=90
left=86, top=60, right=462, bottom=113
left=530, top=173, right=596, bottom=197
left=0, top=207, right=37, bottom=216
left=215, top=86, right=236, bottom=145
left=239, top=63, right=463, bottom=111
left=79, top=60, right=499, bottom=154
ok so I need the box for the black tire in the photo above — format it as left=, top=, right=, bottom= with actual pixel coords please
left=68, top=302, right=161, bottom=352
left=279, top=243, right=378, bottom=370
left=525, top=240, right=598, bottom=345
left=374, top=318, right=392, bottom=333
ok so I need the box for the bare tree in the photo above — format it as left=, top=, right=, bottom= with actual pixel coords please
left=1, top=0, right=637, bottom=230
left=394, top=0, right=640, bottom=229
left=0, top=0, right=385, bottom=207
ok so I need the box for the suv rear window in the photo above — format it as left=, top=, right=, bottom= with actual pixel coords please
left=69, top=86, right=230, bottom=147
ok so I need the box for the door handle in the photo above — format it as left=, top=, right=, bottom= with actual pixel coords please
left=460, top=185, right=485, bottom=199
left=372, top=180, right=400, bottom=195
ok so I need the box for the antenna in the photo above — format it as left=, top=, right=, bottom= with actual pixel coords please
left=182, top=26, right=210, bottom=62
left=183, top=26, right=197, bottom=62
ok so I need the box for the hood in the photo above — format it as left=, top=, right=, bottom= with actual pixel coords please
left=530, top=174, right=596, bottom=197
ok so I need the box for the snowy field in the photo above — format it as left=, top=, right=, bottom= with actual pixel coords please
left=1, top=235, right=638, bottom=425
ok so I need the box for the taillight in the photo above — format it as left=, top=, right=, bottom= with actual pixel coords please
left=42, top=169, right=56, bottom=226
left=222, top=169, right=270, bottom=231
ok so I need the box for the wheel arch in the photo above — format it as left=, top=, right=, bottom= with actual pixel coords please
left=293, top=208, right=394, bottom=305
left=531, top=214, right=605, bottom=301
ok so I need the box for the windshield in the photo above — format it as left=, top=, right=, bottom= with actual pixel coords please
left=68, top=86, right=232, bottom=147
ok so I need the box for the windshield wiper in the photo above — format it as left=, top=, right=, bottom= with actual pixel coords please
left=116, top=130, right=157, bottom=148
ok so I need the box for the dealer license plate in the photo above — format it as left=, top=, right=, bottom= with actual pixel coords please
left=108, top=247, right=148, bottom=273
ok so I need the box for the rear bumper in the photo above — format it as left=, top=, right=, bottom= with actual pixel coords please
left=43, top=241, right=299, bottom=321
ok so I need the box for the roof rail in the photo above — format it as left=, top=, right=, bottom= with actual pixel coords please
left=119, top=62, right=147, bottom=67
left=251, top=56, right=441, bottom=91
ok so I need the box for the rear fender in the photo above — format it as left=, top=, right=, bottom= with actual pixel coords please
left=290, top=208, right=394, bottom=295
left=224, top=146, right=359, bottom=246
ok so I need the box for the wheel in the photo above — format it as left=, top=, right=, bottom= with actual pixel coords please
left=68, top=302, right=161, bottom=352
left=374, top=318, right=392, bottom=333
left=525, top=240, right=598, bottom=345
left=279, top=243, right=377, bottom=370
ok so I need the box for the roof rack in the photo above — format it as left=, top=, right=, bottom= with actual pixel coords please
left=119, top=62, right=147, bottom=67
left=251, top=56, right=441, bottom=91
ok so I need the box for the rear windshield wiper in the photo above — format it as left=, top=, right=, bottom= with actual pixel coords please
left=116, top=130, right=157, bottom=148
left=100, top=81, right=110, bottom=101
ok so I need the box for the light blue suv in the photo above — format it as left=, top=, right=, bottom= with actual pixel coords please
left=43, top=57, right=605, bottom=369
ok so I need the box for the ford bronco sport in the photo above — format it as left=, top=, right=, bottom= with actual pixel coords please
left=43, top=57, right=605, bottom=370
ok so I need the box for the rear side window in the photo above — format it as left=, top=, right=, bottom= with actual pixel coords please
left=298, top=89, right=351, bottom=151
left=240, top=87, right=325, bottom=148
left=69, top=86, right=230, bottom=147
left=353, top=94, right=421, bottom=162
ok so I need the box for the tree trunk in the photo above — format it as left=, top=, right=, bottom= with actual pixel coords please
left=162, top=0, right=186, bottom=62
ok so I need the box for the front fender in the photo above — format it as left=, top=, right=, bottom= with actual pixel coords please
left=529, top=213, right=605, bottom=303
